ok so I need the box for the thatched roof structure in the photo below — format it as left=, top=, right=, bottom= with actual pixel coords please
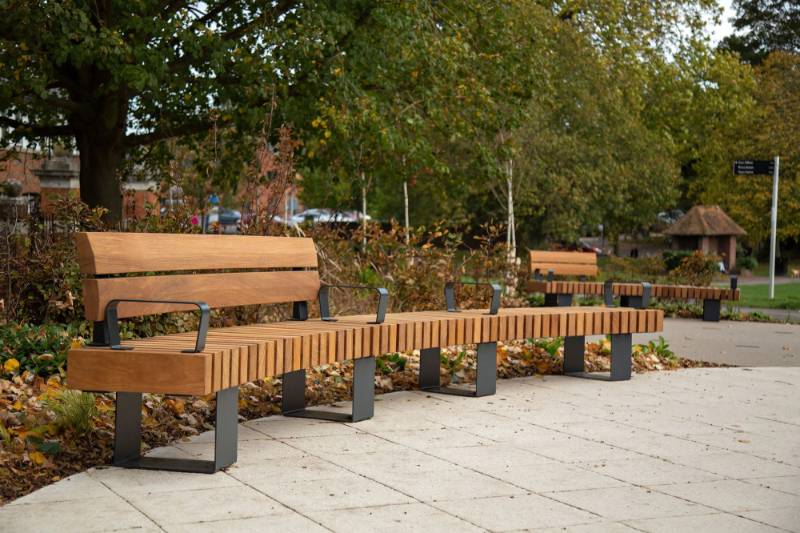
left=664, top=205, right=746, bottom=236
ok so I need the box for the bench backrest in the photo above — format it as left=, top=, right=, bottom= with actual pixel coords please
left=529, top=250, right=598, bottom=278
left=76, top=232, right=319, bottom=321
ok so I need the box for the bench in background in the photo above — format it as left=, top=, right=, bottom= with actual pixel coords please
left=526, top=250, right=739, bottom=321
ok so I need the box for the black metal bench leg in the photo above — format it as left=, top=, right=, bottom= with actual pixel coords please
left=113, top=392, right=142, bottom=467
left=282, top=356, right=376, bottom=422
left=113, top=387, right=238, bottom=473
left=563, top=335, right=585, bottom=374
left=610, top=333, right=632, bottom=381
left=563, top=334, right=631, bottom=382
left=703, top=299, right=721, bottom=322
left=544, top=293, right=573, bottom=307
left=620, top=295, right=645, bottom=308
left=420, top=342, right=496, bottom=397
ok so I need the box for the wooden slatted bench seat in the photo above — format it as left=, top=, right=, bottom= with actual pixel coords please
left=526, top=250, right=740, bottom=321
left=68, top=232, right=664, bottom=474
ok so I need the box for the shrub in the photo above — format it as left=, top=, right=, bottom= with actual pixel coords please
left=0, top=323, right=76, bottom=376
left=668, top=251, right=719, bottom=286
left=663, top=250, right=694, bottom=271
left=738, top=255, right=758, bottom=271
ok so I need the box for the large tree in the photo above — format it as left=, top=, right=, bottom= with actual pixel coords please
left=721, top=0, right=800, bottom=64
left=0, top=1, right=286, bottom=220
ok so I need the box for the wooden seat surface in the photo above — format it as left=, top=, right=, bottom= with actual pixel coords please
left=526, top=280, right=739, bottom=301
left=68, top=306, right=663, bottom=396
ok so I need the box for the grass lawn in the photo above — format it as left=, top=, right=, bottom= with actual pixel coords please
left=738, top=282, right=800, bottom=310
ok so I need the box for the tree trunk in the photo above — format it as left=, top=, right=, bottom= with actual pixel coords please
left=71, top=90, right=128, bottom=224
left=76, top=132, right=123, bottom=223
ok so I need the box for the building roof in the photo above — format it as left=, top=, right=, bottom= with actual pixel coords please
left=664, top=205, right=746, bottom=237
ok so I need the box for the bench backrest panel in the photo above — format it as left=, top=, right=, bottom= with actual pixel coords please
left=529, top=250, right=598, bottom=278
left=77, top=232, right=320, bottom=321
left=76, top=232, right=318, bottom=274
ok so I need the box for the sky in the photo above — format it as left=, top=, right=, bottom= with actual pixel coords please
left=710, top=0, right=736, bottom=45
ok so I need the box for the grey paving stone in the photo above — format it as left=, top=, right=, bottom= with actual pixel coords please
left=741, top=507, right=800, bottom=533
left=128, top=485, right=288, bottom=525
left=0, top=495, right=156, bottom=532
left=162, top=512, right=330, bottom=532
left=247, top=415, right=364, bottom=439
left=578, top=456, right=723, bottom=486
left=543, top=485, right=713, bottom=521
left=432, top=493, right=599, bottom=531
left=745, top=475, right=800, bottom=496
left=671, top=452, right=800, bottom=479
left=88, top=465, right=242, bottom=496
left=7, top=471, right=115, bottom=505
left=656, top=479, right=800, bottom=513
left=309, top=502, right=485, bottom=533
left=250, top=471, right=414, bottom=512
left=372, top=466, right=525, bottom=502
left=624, top=512, right=785, bottom=532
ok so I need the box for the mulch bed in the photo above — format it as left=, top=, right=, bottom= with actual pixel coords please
left=0, top=338, right=722, bottom=504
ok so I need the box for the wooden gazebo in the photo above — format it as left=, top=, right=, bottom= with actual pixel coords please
left=664, top=205, right=746, bottom=270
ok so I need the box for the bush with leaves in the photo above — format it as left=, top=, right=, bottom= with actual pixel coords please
left=0, top=323, right=76, bottom=377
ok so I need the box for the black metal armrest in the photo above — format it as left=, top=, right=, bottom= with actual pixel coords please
left=730, top=275, right=738, bottom=290
left=318, top=284, right=389, bottom=324
left=104, top=299, right=211, bottom=353
left=532, top=268, right=555, bottom=282
left=445, top=281, right=501, bottom=315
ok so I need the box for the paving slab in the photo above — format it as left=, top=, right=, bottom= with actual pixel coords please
left=3, top=367, right=800, bottom=532
left=632, top=317, right=800, bottom=366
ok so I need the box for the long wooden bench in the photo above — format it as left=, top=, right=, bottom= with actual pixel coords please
left=527, top=250, right=739, bottom=321
left=68, top=233, right=664, bottom=473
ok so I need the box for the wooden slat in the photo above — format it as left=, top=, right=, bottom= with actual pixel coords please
left=75, top=232, right=318, bottom=275
left=68, top=348, right=212, bottom=395
left=83, top=270, right=321, bottom=321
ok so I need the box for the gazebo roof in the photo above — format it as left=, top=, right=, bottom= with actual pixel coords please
left=664, top=205, right=746, bottom=237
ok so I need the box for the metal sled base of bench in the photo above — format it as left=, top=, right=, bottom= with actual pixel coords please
left=563, top=333, right=632, bottom=381
left=282, top=356, right=376, bottom=423
left=419, top=342, right=497, bottom=397
left=113, top=386, right=238, bottom=474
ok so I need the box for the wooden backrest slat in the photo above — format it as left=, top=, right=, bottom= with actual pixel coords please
left=83, top=270, right=321, bottom=321
left=529, top=250, right=598, bottom=278
left=76, top=232, right=318, bottom=275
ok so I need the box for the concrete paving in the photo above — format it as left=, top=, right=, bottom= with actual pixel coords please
left=630, top=318, right=800, bottom=367
left=3, top=367, right=800, bottom=532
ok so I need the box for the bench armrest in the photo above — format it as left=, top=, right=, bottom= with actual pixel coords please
left=445, top=281, right=501, bottom=315
left=318, top=284, right=389, bottom=324
left=603, top=281, right=651, bottom=309
left=532, top=268, right=555, bottom=282
left=104, top=299, right=211, bottom=353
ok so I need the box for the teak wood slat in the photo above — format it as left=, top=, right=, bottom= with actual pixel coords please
left=75, top=232, right=318, bottom=275
left=83, top=270, right=322, bottom=321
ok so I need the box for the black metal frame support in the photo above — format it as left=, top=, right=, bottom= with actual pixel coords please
left=703, top=299, right=722, bottom=322
left=419, top=342, right=497, bottom=397
left=563, top=333, right=632, bottom=381
left=445, top=281, right=501, bottom=315
left=104, top=298, right=210, bottom=352
left=619, top=282, right=652, bottom=309
left=113, top=387, right=238, bottom=473
left=282, top=356, right=375, bottom=422
left=604, top=281, right=615, bottom=307
left=292, top=301, right=309, bottom=321
left=544, top=293, right=573, bottom=307
left=318, top=285, right=388, bottom=324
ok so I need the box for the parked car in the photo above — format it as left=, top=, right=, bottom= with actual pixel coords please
left=288, top=208, right=370, bottom=225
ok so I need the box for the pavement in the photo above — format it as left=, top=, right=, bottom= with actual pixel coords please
left=3, top=366, right=800, bottom=532
left=630, top=318, right=800, bottom=367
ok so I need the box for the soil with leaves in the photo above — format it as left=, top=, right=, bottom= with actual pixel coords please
left=0, top=337, right=721, bottom=503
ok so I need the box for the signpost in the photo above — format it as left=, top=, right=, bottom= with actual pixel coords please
left=733, top=157, right=780, bottom=299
